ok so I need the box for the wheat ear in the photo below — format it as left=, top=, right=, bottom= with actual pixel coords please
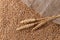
left=32, top=22, right=45, bottom=31
left=32, top=15, right=60, bottom=31
left=20, top=19, right=37, bottom=24
left=16, top=22, right=38, bottom=31
left=20, top=15, right=60, bottom=24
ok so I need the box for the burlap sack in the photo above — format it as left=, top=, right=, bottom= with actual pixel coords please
left=0, top=0, right=60, bottom=40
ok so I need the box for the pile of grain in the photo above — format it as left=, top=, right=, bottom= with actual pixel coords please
left=0, top=0, right=60, bottom=40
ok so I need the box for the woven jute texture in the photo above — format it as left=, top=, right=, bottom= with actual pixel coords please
left=0, top=0, right=60, bottom=40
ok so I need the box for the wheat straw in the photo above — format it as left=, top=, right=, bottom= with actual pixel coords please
left=16, top=15, right=60, bottom=31
left=32, top=15, right=60, bottom=31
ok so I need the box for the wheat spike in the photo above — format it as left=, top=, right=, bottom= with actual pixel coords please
left=16, top=15, right=60, bottom=31
left=32, top=15, right=60, bottom=31
left=32, top=22, right=45, bottom=31
left=20, top=19, right=37, bottom=24
left=16, top=22, right=38, bottom=31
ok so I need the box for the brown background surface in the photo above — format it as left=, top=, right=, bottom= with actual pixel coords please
left=0, top=0, right=60, bottom=40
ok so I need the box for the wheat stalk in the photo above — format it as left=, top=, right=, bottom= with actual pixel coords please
left=16, top=15, right=60, bottom=31
left=32, top=15, right=60, bottom=31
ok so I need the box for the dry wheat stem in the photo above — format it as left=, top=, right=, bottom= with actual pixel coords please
left=20, top=15, right=60, bottom=24
left=16, top=15, right=60, bottom=31
left=32, top=15, right=60, bottom=31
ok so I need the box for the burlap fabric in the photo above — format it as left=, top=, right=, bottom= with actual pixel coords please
left=0, top=0, right=60, bottom=40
